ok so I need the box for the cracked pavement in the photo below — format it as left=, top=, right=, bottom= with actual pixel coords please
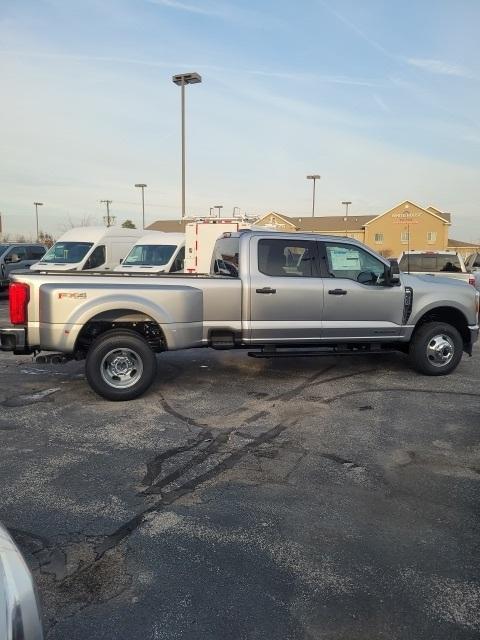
left=0, top=297, right=479, bottom=639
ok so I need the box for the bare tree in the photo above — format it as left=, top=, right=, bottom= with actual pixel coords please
left=59, top=214, right=96, bottom=232
left=38, top=230, right=55, bottom=247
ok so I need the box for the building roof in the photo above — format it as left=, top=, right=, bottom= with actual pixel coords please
left=149, top=202, right=453, bottom=235
left=258, top=212, right=376, bottom=232
left=146, top=219, right=189, bottom=232
left=427, top=206, right=451, bottom=222
left=289, top=214, right=377, bottom=231
left=448, top=238, right=480, bottom=248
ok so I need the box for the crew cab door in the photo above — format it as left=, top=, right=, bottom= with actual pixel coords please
left=318, top=240, right=405, bottom=339
left=248, top=236, right=323, bottom=342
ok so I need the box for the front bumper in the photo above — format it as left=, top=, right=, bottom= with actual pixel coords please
left=0, top=326, right=33, bottom=354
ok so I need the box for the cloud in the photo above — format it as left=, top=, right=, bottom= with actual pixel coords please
left=317, top=0, right=392, bottom=58
left=0, top=50, right=384, bottom=88
left=373, top=94, right=390, bottom=113
left=146, top=0, right=225, bottom=18
left=406, top=58, right=474, bottom=78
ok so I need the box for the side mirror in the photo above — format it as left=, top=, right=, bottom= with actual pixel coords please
left=119, top=258, right=123, bottom=264
left=388, top=258, right=400, bottom=275
left=385, top=258, right=400, bottom=286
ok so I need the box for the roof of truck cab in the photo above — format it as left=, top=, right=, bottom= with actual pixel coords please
left=224, top=229, right=366, bottom=244
left=56, top=226, right=143, bottom=242
left=134, top=231, right=185, bottom=245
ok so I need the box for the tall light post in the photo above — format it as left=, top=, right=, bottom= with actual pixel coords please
left=100, top=200, right=115, bottom=227
left=172, top=72, right=202, bottom=219
left=33, top=202, right=43, bottom=240
left=214, top=205, right=223, bottom=218
left=209, top=207, right=214, bottom=217
left=135, top=184, right=147, bottom=229
left=342, top=201, right=352, bottom=237
left=233, top=206, right=241, bottom=217
left=306, top=175, right=320, bottom=217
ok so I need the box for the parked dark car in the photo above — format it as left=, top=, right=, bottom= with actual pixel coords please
left=0, top=243, right=47, bottom=292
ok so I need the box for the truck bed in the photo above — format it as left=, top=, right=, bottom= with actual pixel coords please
left=10, top=269, right=242, bottom=352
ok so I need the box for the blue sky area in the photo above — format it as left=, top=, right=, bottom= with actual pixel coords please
left=1, top=0, right=479, bottom=240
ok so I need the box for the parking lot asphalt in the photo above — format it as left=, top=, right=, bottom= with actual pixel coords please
left=0, top=295, right=479, bottom=639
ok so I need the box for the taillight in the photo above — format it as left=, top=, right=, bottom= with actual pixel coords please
left=468, top=275, right=476, bottom=286
left=9, top=282, right=30, bottom=325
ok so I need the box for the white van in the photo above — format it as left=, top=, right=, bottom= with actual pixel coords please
left=114, top=232, right=185, bottom=274
left=30, top=227, right=142, bottom=272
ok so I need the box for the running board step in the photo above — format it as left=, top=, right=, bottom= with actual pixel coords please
left=248, top=348, right=395, bottom=358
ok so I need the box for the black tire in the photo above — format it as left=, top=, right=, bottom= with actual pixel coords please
left=408, top=321, right=463, bottom=376
left=85, top=329, right=157, bottom=400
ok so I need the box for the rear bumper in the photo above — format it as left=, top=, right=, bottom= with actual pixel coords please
left=0, top=327, right=33, bottom=354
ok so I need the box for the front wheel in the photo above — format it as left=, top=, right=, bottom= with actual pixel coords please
left=85, top=329, right=157, bottom=400
left=408, top=321, right=463, bottom=376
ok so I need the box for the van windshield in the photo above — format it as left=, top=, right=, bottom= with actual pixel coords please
left=399, top=253, right=462, bottom=272
left=123, top=244, right=178, bottom=266
left=41, top=242, right=94, bottom=264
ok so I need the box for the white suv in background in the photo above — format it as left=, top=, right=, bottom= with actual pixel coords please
left=398, top=250, right=476, bottom=286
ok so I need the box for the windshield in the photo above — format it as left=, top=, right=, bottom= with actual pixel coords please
left=399, top=253, right=462, bottom=273
left=123, top=244, right=178, bottom=266
left=41, top=242, right=94, bottom=264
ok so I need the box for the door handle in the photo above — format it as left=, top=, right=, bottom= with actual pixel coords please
left=328, top=289, right=347, bottom=295
left=256, top=287, right=276, bottom=294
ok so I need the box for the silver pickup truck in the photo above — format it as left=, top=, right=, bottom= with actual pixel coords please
left=1, top=231, right=478, bottom=400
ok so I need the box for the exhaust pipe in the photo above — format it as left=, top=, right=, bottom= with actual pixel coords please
left=34, top=353, right=69, bottom=365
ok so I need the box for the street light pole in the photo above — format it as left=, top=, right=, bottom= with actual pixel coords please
left=215, top=205, right=223, bottom=218
left=172, top=72, right=202, bottom=218
left=135, top=184, right=147, bottom=229
left=100, top=200, right=114, bottom=227
left=342, top=201, right=352, bottom=237
left=306, top=175, right=320, bottom=217
left=33, top=202, right=43, bottom=240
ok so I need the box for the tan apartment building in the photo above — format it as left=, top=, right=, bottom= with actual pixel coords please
left=254, top=200, right=479, bottom=258
left=148, top=200, right=479, bottom=259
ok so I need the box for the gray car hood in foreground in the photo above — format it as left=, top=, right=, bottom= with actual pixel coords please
left=0, top=523, right=44, bottom=640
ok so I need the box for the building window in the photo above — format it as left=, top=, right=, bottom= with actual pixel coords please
left=374, top=233, right=384, bottom=244
left=427, top=231, right=437, bottom=244
left=400, top=231, right=410, bottom=244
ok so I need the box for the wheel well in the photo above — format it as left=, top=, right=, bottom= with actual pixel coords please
left=75, top=309, right=166, bottom=355
left=414, top=306, right=470, bottom=344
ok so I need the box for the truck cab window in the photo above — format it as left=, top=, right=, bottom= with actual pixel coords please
left=8, top=246, right=27, bottom=261
left=258, top=239, right=317, bottom=277
left=28, top=246, right=46, bottom=260
left=171, top=246, right=185, bottom=272
left=84, top=245, right=106, bottom=270
left=324, top=243, right=386, bottom=285
left=212, top=237, right=240, bottom=276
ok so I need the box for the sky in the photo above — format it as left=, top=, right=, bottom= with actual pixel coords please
left=0, top=0, right=479, bottom=241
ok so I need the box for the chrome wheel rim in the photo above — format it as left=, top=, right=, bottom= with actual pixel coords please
left=426, top=334, right=454, bottom=368
left=100, top=348, right=143, bottom=388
